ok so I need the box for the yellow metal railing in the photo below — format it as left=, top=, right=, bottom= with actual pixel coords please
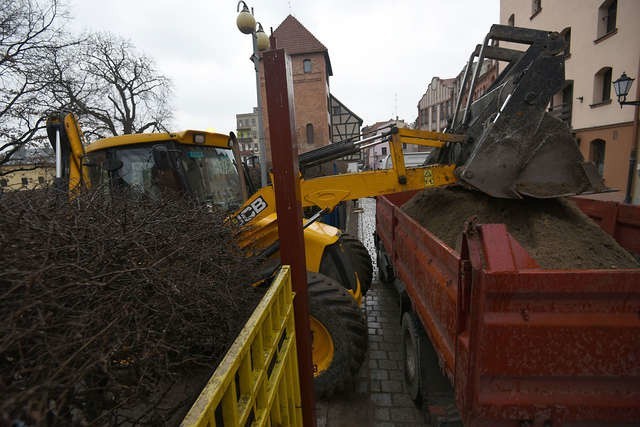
left=181, top=266, right=302, bottom=427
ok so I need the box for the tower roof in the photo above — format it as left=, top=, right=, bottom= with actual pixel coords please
left=273, top=15, right=333, bottom=76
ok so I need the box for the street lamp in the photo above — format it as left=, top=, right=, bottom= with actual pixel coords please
left=613, top=72, right=640, bottom=204
left=236, top=1, right=270, bottom=187
left=613, top=72, right=640, bottom=107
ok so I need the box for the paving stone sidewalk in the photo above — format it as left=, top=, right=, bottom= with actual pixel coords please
left=316, top=198, right=430, bottom=427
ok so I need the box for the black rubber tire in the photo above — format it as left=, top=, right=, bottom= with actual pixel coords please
left=401, top=311, right=423, bottom=404
left=376, top=242, right=394, bottom=284
left=340, top=233, right=373, bottom=295
left=402, top=311, right=459, bottom=423
left=307, top=272, right=367, bottom=398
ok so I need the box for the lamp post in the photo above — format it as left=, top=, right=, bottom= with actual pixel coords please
left=237, top=1, right=270, bottom=187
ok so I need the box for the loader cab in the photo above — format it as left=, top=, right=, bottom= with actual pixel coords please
left=84, top=131, right=245, bottom=211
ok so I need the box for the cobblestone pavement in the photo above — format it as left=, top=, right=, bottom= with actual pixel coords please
left=316, top=198, right=430, bottom=427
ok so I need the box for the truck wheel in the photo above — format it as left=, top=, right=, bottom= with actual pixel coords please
left=308, top=272, right=367, bottom=398
left=376, top=243, right=394, bottom=284
left=340, top=233, right=373, bottom=295
left=401, top=311, right=423, bottom=404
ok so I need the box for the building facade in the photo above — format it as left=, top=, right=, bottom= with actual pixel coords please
left=329, top=94, right=362, bottom=143
left=361, top=119, right=408, bottom=170
left=417, top=77, right=456, bottom=132
left=501, top=0, right=640, bottom=202
left=235, top=108, right=259, bottom=160
left=0, top=164, right=55, bottom=191
left=417, top=60, right=498, bottom=133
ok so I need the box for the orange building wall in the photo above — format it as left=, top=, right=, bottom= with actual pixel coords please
left=576, top=122, right=635, bottom=202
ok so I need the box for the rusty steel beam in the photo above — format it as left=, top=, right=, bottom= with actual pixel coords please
left=262, top=48, right=316, bottom=427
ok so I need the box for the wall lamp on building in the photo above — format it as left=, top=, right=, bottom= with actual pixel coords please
left=613, top=72, right=640, bottom=107
left=236, top=1, right=270, bottom=186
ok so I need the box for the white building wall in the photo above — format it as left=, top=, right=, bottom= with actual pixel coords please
left=500, top=0, right=639, bottom=130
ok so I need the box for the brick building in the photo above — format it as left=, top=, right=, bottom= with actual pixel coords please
left=258, top=15, right=361, bottom=171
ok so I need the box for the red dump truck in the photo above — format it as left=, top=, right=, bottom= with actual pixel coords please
left=375, top=192, right=640, bottom=427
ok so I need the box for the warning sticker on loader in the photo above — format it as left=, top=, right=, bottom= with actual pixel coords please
left=424, top=169, right=435, bottom=187
left=235, top=196, right=268, bottom=226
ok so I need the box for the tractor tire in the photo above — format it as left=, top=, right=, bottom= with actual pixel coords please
left=340, top=233, right=373, bottom=295
left=307, top=272, right=367, bottom=398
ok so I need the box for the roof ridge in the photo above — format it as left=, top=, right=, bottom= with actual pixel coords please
left=273, top=15, right=328, bottom=54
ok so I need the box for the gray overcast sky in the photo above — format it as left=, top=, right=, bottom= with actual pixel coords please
left=69, top=0, right=499, bottom=134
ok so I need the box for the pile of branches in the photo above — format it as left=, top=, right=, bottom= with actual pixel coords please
left=0, top=188, right=266, bottom=426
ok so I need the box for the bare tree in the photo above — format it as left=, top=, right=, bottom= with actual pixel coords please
left=51, top=32, right=173, bottom=139
left=0, top=0, right=72, bottom=169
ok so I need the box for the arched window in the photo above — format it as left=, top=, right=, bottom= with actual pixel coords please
left=306, top=123, right=314, bottom=144
left=507, top=13, right=515, bottom=27
left=593, top=67, right=612, bottom=104
left=303, top=59, right=312, bottom=73
left=590, top=139, right=606, bottom=176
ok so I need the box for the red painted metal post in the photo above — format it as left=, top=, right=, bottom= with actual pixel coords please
left=262, top=48, right=316, bottom=427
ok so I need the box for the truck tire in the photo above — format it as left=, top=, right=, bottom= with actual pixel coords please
left=401, top=311, right=423, bottom=403
left=402, top=311, right=460, bottom=424
left=376, top=242, right=394, bottom=284
left=308, top=272, right=367, bottom=398
left=340, top=233, right=373, bottom=295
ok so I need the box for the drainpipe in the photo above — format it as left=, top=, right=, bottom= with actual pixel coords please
left=627, top=57, right=640, bottom=204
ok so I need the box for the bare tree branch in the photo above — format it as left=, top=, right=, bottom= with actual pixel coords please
left=51, top=32, right=173, bottom=138
left=0, top=0, right=74, bottom=166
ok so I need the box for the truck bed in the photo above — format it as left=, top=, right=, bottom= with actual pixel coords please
left=376, top=191, right=640, bottom=426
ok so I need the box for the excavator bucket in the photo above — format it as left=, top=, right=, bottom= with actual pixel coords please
left=446, top=25, right=607, bottom=199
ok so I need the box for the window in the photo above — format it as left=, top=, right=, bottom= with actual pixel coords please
left=306, top=123, right=314, bottom=144
left=531, top=0, right=541, bottom=17
left=431, top=107, right=437, bottom=123
left=303, top=59, right=312, bottom=73
left=0, top=178, right=7, bottom=187
left=590, top=139, right=606, bottom=176
left=508, top=13, right=515, bottom=27
left=561, top=82, right=573, bottom=125
left=593, top=67, right=612, bottom=104
left=381, top=147, right=387, bottom=156
left=38, top=176, right=45, bottom=184
left=561, top=27, right=571, bottom=57
left=21, top=177, right=29, bottom=186
left=597, top=0, right=617, bottom=39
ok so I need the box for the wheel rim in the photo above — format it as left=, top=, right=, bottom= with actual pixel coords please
left=309, top=315, right=335, bottom=377
left=404, top=329, right=417, bottom=383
